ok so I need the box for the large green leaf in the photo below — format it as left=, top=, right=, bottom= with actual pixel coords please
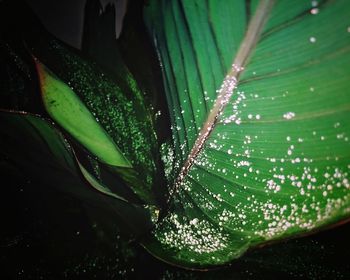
left=143, top=0, right=350, bottom=268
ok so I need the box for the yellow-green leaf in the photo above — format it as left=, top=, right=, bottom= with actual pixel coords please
left=36, top=60, right=131, bottom=168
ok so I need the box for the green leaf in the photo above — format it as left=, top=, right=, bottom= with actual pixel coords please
left=36, top=60, right=131, bottom=168
left=28, top=35, right=166, bottom=206
left=0, top=111, right=155, bottom=237
left=0, top=33, right=163, bottom=205
left=143, top=0, right=350, bottom=268
left=1, top=0, right=168, bottom=206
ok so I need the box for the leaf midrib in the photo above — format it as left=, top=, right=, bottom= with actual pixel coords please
left=171, top=0, right=276, bottom=199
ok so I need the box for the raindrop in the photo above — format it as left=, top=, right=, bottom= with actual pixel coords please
left=310, top=8, right=319, bottom=15
left=309, top=37, right=316, bottom=43
left=283, top=112, right=296, bottom=120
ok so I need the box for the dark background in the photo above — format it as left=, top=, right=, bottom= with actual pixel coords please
left=25, top=0, right=127, bottom=49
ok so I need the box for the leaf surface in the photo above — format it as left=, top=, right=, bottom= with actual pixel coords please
left=143, top=0, right=350, bottom=268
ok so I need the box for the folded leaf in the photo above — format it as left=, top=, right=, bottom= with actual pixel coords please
left=143, top=0, right=350, bottom=268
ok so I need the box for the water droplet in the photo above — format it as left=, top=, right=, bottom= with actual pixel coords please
left=283, top=112, right=296, bottom=120
left=309, top=37, right=316, bottom=43
left=310, top=8, right=319, bottom=15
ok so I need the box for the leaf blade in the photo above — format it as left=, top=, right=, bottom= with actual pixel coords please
left=36, top=60, right=132, bottom=168
left=144, top=0, right=350, bottom=268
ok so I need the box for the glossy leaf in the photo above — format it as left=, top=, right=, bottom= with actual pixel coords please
left=143, top=0, right=350, bottom=268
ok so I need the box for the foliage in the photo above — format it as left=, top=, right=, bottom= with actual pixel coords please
left=0, top=0, right=350, bottom=272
